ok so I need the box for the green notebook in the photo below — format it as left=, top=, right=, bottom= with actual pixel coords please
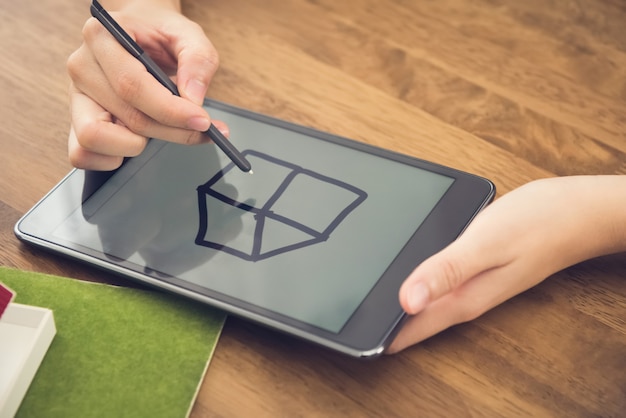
left=0, top=266, right=225, bottom=418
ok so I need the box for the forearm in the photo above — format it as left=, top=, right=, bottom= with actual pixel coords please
left=533, top=175, right=626, bottom=273
left=568, top=175, right=626, bottom=259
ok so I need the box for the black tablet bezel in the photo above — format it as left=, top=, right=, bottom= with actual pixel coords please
left=15, top=99, right=495, bottom=357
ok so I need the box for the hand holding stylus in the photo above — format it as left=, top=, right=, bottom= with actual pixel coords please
left=67, top=0, right=227, bottom=171
left=90, top=0, right=251, bottom=172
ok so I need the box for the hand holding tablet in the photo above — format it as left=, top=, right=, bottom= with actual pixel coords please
left=389, top=174, right=626, bottom=353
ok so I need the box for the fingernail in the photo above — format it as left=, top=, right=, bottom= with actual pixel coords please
left=407, top=282, right=430, bottom=313
left=187, top=116, right=211, bottom=132
left=184, top=79, right=208, bottom=106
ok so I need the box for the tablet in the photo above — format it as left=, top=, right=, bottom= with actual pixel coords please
left=15, top=99, right=495, bottom=358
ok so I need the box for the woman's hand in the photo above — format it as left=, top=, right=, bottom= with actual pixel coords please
left=388, top=175, right=626, bottom=353
left=67, top=1, right=226, bottom=170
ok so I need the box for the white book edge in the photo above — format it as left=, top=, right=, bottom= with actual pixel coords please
left=0, top=303, right=56, bottom=418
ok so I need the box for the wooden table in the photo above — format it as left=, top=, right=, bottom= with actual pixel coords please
left=1, top=0, right=624, bottom=416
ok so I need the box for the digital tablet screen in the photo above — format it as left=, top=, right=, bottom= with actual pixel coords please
left=17, top=101, right=494, bottom=355
left=42, top=105, right=453, bottom=333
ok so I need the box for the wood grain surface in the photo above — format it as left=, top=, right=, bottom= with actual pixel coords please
left=0, top=0, right=624, bottom=416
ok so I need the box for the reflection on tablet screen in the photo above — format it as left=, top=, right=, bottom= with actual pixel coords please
left=50, top=106, right=455, bottom=333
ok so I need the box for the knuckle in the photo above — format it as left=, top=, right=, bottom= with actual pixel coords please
left=204, top=50, right=220, bottom=74
left=75, top=120, right=104, bottom=151
left=114, top=70, right=143, bottom=103
left=437, top=257, right=466, bottom=295
left=181, top=28, right=220, bottom=75
left=68, top=151, right=88, bottom=169
left=68, top=150, right=94, bottom=170
left=122, top=108, right=151, bottom=135
left=156, top=104, right=182, bottom=126
left=82, top=17, right=102, bottom=42
left=67, top=138, right=85, bottom=168
left=182, top=130, right=203, bottom=145
left=188, top=23, right=220, bottom=69
left=66, top=51, right=82, bottom=80
left=71, top=119, right=146, bottom=169
left=126, top=137, right=148, bottom=156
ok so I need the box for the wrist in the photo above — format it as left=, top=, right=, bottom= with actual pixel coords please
left=548, top=175, right=626, bottom=265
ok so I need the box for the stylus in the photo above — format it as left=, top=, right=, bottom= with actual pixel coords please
left=89, top=0, right=253, bottom=174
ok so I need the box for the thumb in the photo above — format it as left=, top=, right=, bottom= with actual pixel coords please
left=174, top=25, right=219, bottom=106
left=398, top=239, right=494, bottom=315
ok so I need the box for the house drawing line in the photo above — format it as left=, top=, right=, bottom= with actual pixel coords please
left=195, top=150, right=368, bottom=261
